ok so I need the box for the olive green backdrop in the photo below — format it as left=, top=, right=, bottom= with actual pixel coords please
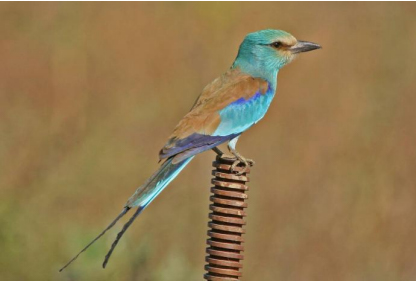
left=1, top=2, right=416, bottom=280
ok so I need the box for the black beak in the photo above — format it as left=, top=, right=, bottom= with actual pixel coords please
left=290, top=40, right=321, bottom=54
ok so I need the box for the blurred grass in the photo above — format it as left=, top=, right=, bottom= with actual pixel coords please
left=0, top=2, right=416, bottom=280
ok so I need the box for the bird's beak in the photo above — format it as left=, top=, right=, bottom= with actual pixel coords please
left=290, top=40, right=321, bottom=54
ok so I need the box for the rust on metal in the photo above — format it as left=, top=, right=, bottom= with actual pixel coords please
left=204, top=155, right=252, bottom=281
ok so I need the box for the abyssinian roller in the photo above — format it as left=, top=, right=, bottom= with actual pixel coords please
left=60, top=29, right=321, bottom=271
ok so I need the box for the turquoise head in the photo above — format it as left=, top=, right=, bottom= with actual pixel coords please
left=233, top=29, right=321, bottom=83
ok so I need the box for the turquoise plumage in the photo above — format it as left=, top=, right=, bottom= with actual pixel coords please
left=60, top=29, right=321, bottom=271
left=213, top=84, right=274, bottom=136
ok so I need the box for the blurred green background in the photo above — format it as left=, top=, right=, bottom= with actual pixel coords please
left=1, top=2, right=416, bottom=280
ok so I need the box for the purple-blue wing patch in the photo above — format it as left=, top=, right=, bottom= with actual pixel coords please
left=160, top=132, right=240, bottom=162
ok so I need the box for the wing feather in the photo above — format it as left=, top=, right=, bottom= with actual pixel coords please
left=159, top=68, right=269, bottom=160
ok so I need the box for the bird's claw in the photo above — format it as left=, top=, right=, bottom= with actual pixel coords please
left=231, top=158, right=255, bottom=175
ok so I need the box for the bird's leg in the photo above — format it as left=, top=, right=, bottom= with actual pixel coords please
left=212, top=147, right=224, bottom=156
left=227, top=136, right=255, bottom=175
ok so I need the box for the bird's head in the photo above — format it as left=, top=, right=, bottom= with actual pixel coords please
left=233, top=29, right=321, bottom=80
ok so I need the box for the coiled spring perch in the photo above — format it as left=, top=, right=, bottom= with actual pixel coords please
left=204, top=155, right=251, bottom=281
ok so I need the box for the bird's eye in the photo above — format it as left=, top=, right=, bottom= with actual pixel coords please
left=271, top=41, right=282, bottom=48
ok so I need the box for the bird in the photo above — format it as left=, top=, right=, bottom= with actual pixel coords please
left=59, top=29, right=321, bottom=271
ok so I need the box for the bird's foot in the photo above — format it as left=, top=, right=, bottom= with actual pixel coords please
left=230, top=157, right=255, bottom=175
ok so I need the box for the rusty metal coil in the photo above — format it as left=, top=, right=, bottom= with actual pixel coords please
left=204, top=155, right=251, bottom=281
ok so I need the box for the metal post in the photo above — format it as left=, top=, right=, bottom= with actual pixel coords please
left=204, top=155, right=251, bottom=281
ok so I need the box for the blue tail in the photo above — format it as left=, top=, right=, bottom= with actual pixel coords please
left=59, top=156, right=193, bottom=271
left=125, top=156, right=194, bottom=209
left=102, top=156, right=193, bottom=267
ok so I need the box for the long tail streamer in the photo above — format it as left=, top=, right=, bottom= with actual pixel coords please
left=59, top=156, right=193, bottom=271
left=59, top=207, right=130, bottom=272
